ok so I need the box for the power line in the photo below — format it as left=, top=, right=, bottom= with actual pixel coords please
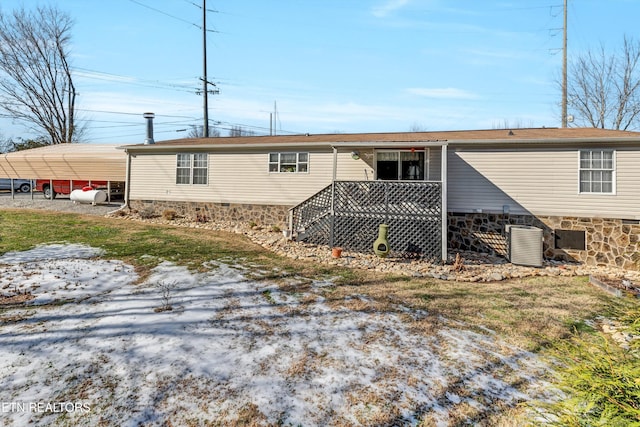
left=181, top=0, right=219, bottom=13
left=76, top=108, right=197, bottom=119
left=128, top=0, right=199, bottom=30
left=128, top=0, right=219, bottom=33
left=75, top=67, right=199, bottom=94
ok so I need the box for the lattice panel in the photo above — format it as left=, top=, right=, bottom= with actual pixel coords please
left=290, top=184, right=332, bottom=235
left=290, top=181, right=443, bottom=260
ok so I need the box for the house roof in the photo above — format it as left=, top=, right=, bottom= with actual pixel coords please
left=122, top=127, right=640, bottom=151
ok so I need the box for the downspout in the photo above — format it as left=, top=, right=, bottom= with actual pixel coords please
left=108, top=148, right=131, bottom=215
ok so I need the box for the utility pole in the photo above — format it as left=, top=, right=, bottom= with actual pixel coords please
left=561, top=0, right=568, bottom=127
left=273, top=101, right=277, bottom=136
left=202, top=0, right=209, bottom=137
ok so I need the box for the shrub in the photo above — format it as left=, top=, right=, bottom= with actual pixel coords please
left=271, top=225, right=281, bottom=233
left=139, top=207, right=156, bottom=219
left=540, top=307, right=640, bottom=426
left=162, top=209, right=178, bottom=221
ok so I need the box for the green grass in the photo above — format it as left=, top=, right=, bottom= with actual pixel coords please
left=0, top=209, right=358, bottom=282
left=2, top=208, right=640, bottom=425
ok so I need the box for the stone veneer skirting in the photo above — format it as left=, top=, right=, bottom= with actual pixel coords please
left=448, top=212, right=640, bottom=269
left=129, top=200, right=640, bottom=269
left=129, top=200, right=290, bottom=227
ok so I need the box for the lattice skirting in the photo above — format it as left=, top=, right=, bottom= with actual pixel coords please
left=291, top=181, right=443, bottom=260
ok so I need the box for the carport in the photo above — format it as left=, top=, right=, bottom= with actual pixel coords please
left=0, top=144, right=128, bottom=201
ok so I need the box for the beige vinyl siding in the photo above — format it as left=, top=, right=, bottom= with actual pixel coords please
left=428, top=148, right=442, bottom=181
left=448, top=147, right=640, bottom=219
left=129, top=149, right=374, bottom=205
left=337, top=148, right=375, bottom=180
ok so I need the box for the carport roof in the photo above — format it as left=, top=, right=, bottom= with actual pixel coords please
left=0, top=144, right=130, bottom=180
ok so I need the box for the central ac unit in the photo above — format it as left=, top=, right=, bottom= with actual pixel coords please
left=506, top=225, right=543, bottom=267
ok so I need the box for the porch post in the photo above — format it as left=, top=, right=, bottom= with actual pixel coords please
left=441, top=144, right=448, bottom=262
left=124, top=150, right=132, bottom=207
left=329, top=146, right=338, bottom=247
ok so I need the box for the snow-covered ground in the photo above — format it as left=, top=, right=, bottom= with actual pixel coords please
left=0, top=244, right=554, bottom=426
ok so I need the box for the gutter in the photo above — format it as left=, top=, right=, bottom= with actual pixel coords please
left=118, top=140, right=450, bottom=152
left=118, top=136, right=640, bottom=152
left=450, top=137, right=640, bottom=146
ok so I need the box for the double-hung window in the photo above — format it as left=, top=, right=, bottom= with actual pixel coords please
left=269, top=152, right=308, bottom=173
left=579, top=149, right=614, bottom=194
left=176, top=153, right=208, bottom=185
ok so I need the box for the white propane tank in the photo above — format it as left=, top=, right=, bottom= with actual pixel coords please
left=70, top=188, right=107, bottom=205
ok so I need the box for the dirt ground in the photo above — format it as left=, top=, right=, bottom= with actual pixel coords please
left=0, top=191, right=122, bottom=216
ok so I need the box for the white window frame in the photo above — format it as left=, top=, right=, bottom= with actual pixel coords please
left=176, top=153, right=208, bottom=185
left=578, top=149, right=615, bottom=195
left=268, top=152, right=309, bottom=173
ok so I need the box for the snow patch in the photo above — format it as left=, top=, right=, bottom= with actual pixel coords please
left=0, top=245, right=555, bottom=426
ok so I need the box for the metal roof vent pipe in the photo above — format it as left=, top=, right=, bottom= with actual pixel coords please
left=143, top=112, right=155, bottom=144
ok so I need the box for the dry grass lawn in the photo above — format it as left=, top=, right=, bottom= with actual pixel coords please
left=0, top=209, right=632, bottom=425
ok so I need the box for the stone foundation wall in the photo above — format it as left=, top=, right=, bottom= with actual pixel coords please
left=129, top=200, right=290, bottom=227
left=128, top=200, right=640, bottom=269
left=448, top=212, right=640, bottom=269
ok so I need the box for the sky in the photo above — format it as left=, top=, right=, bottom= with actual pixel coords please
left=0, top=0, right=637, bottom=144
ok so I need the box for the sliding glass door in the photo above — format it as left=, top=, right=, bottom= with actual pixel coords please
left=376, top=150, right=426, bottom=180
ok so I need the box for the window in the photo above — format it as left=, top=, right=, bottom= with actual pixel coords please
left=176, top=153, right=208, bottom=185
left=579, top=150, right=614, bottom=194
left=376, top=150, right=426, bottom=180
left=269, top=152, right=308, bottom=173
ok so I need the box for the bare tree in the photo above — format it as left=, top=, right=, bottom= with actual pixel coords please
left=1, top=136, right=48, bottom=153
left=566, top=36, right=640, bottom=130
left=187, top=124, right=220, bottom=138
left=408, top=122, right=428, bottom=132
left=228, top=125, right=256, bottom=137
left=0, top=5, right=81, bottom=144
left=491, top=119, right=535, bottom=129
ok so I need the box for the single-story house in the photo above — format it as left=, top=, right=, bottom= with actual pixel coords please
left=120, top=127, right=640, bottom=269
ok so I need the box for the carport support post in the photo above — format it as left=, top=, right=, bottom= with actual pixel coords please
left=441, top=144, right=448, bottom=262
left=10, top=179, right=14, bottom=200
left=49, top=179, right=53, bottom=201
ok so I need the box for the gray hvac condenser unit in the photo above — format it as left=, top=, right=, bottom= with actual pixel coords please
left=506, top=225, right=543, bottom=267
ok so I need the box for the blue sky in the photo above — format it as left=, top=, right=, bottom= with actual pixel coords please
left=0, top=0, right=637, bottom=143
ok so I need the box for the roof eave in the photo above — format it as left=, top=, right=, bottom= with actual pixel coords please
left=451, top=137, right=640, bottom=145
left=120, top=140, right=450, bottom=151
left=118, top=136, right=640, bottom=152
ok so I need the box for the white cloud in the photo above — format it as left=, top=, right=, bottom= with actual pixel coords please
left=406, top=87, right=480, bottom=100
left=371, top=0, right=411, bottom=17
